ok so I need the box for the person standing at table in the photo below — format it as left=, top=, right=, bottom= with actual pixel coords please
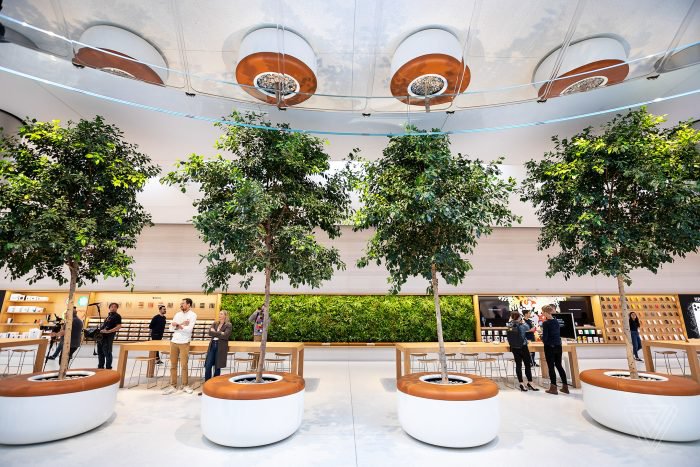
left=523, top=310, right=538, bottom=367
left=629, top=312, right=643, bottom=362
left=542, top=305, right=569, bottom=395
left=248, top=305, right=269, bottom=342
left=507, top=312, right=539, bottom=392
left=163, top=298, right=197, bottom=395
left=204, top=311, right=232, bottom=382
left=98, top=303, right=122, bottom=370
left=149, top=305, right=167, bottom=364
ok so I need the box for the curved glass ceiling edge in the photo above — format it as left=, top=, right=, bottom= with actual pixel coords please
left=2, top=64, right=699, bottom=137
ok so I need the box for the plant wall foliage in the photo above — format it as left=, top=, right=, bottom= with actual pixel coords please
left=221, top=294, right=475, bottom=342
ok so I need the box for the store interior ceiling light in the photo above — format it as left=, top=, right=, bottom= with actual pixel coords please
left=390, top=28, right=470, bottom=106
left=71, top=25, right=168, bottom=86
left=235, top=27, right=317, bottom=106
left=534, top=37, right=629, bottom=100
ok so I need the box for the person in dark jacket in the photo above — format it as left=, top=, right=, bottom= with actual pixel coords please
left=523, top=310, right=538, bottom=366
left=48, top=308, right=83, bottom=362
left=541, top=305, right=569, bottom=395
left=629, top=312, right=643, bottom=361
left=203, top=311, right=232, bottom=383
left=149, top=305, right=167, bottom=363
left=507, top=312, right=539, bottom=392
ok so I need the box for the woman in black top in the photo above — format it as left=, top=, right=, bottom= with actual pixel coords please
left=541, top=305, right=568, bottom=395
left=629, top=312, right=643, bottom=361
left=507, top=312, right=539, bottom=392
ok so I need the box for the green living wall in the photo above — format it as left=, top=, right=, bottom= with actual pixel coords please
left=221, top=294, right=475, bottom=343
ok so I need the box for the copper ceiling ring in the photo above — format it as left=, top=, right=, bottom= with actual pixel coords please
left=72, top=48, right=164, bottom=86
left=390, top=53, right=471, bottom=106
left=538, top=59, right=629, bottom=99
left=236, top=52, right=317, bottom=106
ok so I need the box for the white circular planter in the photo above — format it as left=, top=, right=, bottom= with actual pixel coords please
left=397, top=373, right=499, bottom=448
left=581, top=369, right=700, bottom=442
left=0, top=369, right=119, bottom=445
left=201, top=372, right=305, bottom=447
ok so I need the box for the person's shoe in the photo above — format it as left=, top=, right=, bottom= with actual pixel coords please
left=519, top=384, right=528, bottom=392
left=197, top=391, right=202, bottom=396
left=183, top=385, right=194, bottom=394
left=162, top=385, right=178, bottom=395
left=634, top=357, right=643, bottom=362
left=546, top=384, right=558, bottom=395
left=533, top=362, right=539, bottom=367
left=47, top=355, right=56, bottom=360
left=560, top=384, right=569, bottom=394
left=156, top=359, right=163, bottom=364
left=527, top=383, right=540, bottom=392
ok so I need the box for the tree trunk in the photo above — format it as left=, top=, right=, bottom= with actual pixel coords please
left=255, top=264, right=272, bottom=383
left=431, top=263, right=449, bottom=384
left=617, top=274, right=639, bottom=379
left=58, top=261, right=78, bottom=380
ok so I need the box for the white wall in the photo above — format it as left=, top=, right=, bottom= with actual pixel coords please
left=2, top=225, right=698, bottom=295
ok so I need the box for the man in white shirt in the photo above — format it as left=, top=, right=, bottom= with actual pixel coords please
left=163, top=298, right=197, bottom=395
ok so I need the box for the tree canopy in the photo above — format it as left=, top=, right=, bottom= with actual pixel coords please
left=0, top=116, right=160, bottom=286
left=354, top=126, right=520, bottom=293
left=521, top=107, right=700, bottom=283
left=162, top=112, right=354, bottom=293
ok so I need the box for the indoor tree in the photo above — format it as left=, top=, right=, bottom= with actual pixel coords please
left=0, top=116, right=160, bottom=379
left=163, top=112, right=353, bottom=383
left=521, top=107, right=700, bottom=379
left=354, top=126, right=519, bottom=383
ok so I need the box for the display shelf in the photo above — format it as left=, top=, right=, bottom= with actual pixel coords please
left=85, top=317, right=217, bottom=342
left=7, top=301, right=53, bottom=304
left=599, top=295, right=688, bottom=343
left=0, top=290, right=92, bottom=331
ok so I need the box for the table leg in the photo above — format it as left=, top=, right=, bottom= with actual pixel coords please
left=395, top=348, right=401, bottom=379
left=298, top=348, right=304, bottom=377
left=538, top=348, right=549, bottom=382
left=686, top=349, right=700, bottom=384
left=117, top=347, right=128, bottom=388
left=34, top=339, right=48, bottom=373
left=643, top=343, right=654, bottom=372
left=402, top=350, right=410, bottom=377
left=291, top=350, right=298, bottom=376
left=147, top=351, right=156, bottom=377
left=568, top=347, right=580, bottom=389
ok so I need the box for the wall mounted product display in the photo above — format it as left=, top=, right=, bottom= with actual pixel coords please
left=0, top=290, right=90, bottom=339
left=599, top=295, right=688, bottom=342
left=222, top=294, right=475, bottom=343
left=678, top=295, right=700, bottom=339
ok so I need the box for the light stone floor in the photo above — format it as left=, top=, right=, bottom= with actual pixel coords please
left=0, top=351, right=698, bottom=466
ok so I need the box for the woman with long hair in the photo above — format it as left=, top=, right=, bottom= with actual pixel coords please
left=629, top=312, right=643, bottom=362
left=507, top=311, right=539, bottom=392
left=203, top=310, right=232, bottom=382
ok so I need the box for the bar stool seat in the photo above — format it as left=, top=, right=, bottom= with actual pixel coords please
left=409, top=353, right=428, bottom=372
left=7, top=349, right=36, bottom=375
left=654, top=350, right=685, bottom=375
left=273, top=352, right=292, bottom=372
left=129, top=356, right=158, bottom=389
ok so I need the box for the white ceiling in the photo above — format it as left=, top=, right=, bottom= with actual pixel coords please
left=1, top=0, right=699, bottom=225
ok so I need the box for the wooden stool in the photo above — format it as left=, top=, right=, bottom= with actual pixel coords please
left=274, top=352, right=292, bottom=372
left=128, top=356, right=158, bottom=389
left=409, top=353, right=428, bottom=372
left=477, top=357, right=503, bottom=379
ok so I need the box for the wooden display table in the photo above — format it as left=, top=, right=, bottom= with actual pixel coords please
left=642, top=339, right=700, bottom=383
left=0, top=338, right=49, bottom=373
left=394, top=341, right=581, bottom=388
left=117, top=340, right=305, bottom=388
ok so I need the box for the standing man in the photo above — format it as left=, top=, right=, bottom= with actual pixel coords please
left=248, top=305, right=268, bottom=342
left=98, top=302, right=122, bottom=370
left=149, top=304, right=167, bottom=364
left=523, top=310, right=538, bottom=367
left=48, top=307, right=83, bottom=362
left=163, top=298, right=197, bottom=395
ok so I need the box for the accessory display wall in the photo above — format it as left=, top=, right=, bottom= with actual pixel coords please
left=599, top=295, right=688, bottom=342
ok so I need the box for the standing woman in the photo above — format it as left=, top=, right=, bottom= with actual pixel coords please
left=541, top=305, right=569, bottom=395
left=204, top=310, right=232, bottom=382
left=629, top=312, right=643, bottom=362
left=507, top=312, right=539, bottom=392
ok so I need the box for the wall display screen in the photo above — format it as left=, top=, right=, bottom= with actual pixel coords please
left=552, top=313, right=577, bottom=339
left=678, top=295, right=700, bottom=339
left=478, top=295, right=593, bottom=328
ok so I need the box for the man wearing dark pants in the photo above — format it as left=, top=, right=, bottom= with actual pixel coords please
left=48, top=308, right=83, bottom=362
left=98, top=302, right=122, bottom=370
left=541, top=305, right=569, bottom=395
left=149, top=305, right=167, bottom=363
